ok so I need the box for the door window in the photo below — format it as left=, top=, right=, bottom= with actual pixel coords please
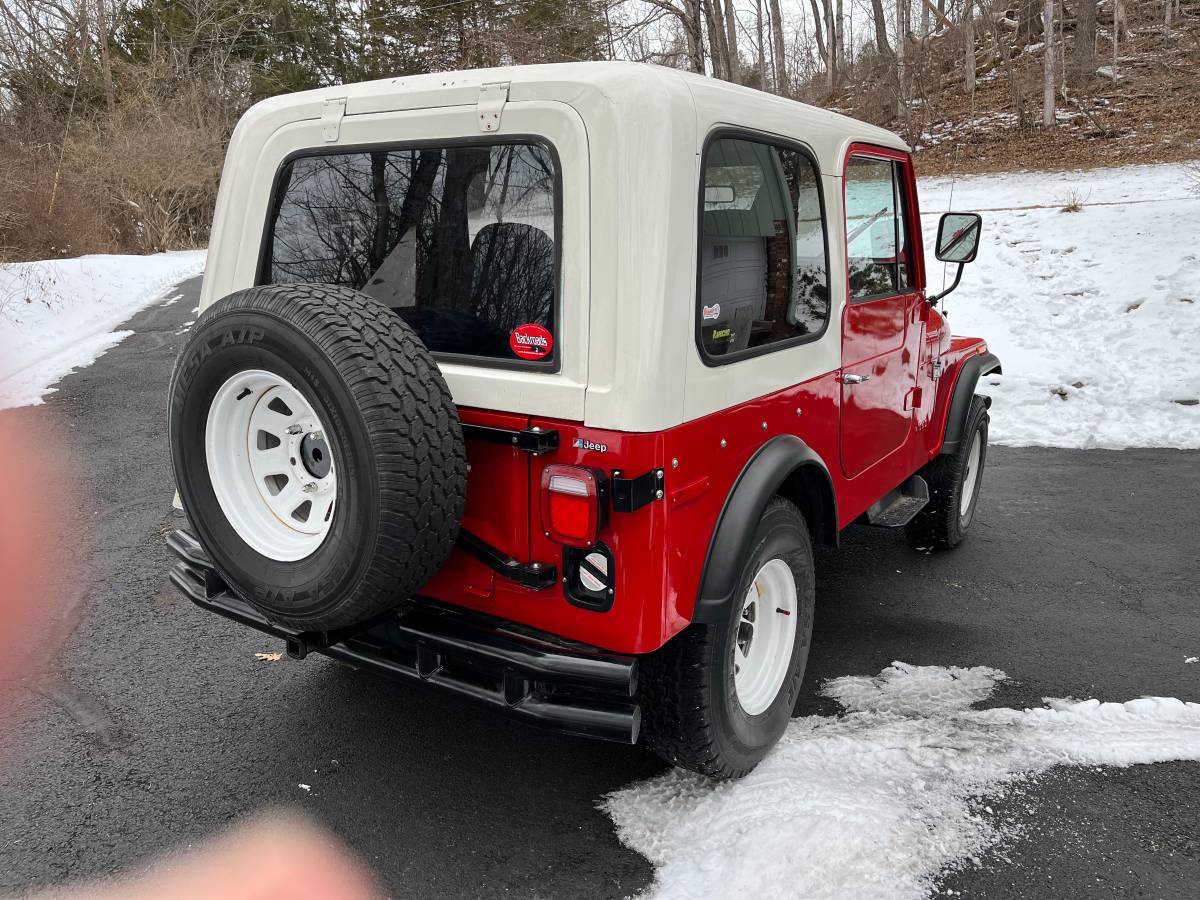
left=262, top=141, right=559, bottom=365
left=844, top=156, right=913, bottom=300
left=698, top=136, right=830, bottom=361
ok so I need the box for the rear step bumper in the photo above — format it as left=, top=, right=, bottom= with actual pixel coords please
left=166, top=530, right=640, bottom=744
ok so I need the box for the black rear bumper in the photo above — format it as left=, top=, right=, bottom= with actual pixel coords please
left=167, top=530, right=640, bottom=744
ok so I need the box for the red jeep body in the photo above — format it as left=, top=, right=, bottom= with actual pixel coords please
left=419, top=146, right=990, bottom=656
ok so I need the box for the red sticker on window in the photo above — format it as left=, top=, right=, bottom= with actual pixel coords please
left=510, top=323, right=553, bottom=361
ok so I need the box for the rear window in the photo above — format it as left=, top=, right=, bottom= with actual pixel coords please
left=262, top=141, right=559, bottom=366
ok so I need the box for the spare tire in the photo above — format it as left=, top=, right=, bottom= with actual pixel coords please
left=168, top=283, right=467, bottom=631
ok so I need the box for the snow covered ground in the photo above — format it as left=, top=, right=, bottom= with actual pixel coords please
left=919, top=164, right=1200, bottom=449
left=0, top=251, right=206, bottom=409
left=604, top=663, right=1200, bottom=900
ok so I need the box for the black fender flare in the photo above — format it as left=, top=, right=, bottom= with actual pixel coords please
left=692, top=435, right=837, bottom=625
left=940, top=351, right=1002, bottom=455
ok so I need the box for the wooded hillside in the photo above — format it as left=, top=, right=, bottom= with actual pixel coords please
left=1, top=1, right=1196, bottom=259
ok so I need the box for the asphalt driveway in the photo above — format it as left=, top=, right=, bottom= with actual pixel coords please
left=0, top=275, right=1196, bottom=898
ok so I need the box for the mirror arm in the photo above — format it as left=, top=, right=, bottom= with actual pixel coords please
left=926, top=262, right=964, bottom=306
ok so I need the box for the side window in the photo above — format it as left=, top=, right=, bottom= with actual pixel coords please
left=844, top=156, right=913, bottom=300
left=698, top=136, right=830, bottom=361
left=264, top=142, right=558, bottom=365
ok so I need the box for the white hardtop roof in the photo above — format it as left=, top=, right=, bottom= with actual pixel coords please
left=243, top=60, right=909, bottom=159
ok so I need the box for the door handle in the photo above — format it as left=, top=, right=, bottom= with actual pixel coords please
left=841, top=373, right=870, bottom=385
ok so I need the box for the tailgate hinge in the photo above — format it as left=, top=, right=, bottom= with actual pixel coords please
left=460, top=423, right=559, bottom=455
left=321, top=97, right=347, bottom=142
left=477, top=82, right=509, bottom=132
left=611, top=468, right=665, bottom=514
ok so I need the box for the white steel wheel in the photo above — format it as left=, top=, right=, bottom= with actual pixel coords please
left=205, top=369, right=337, bottom=562
left=959, top=429, right=983, bottom=517
left=733, top=557, right=800, bottom=716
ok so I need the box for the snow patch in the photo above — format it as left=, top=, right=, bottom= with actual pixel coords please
left=0, top=250, right=206, bottom=409
left=603, top=662, right=1200, bottom=900
left=919, top=164, right=1200, bottom=448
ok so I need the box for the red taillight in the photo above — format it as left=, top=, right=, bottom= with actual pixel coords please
left=541, top=465, right=606, bottom=548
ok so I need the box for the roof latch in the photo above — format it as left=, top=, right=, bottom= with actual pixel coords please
left=477, top=82, right=509, bottom=133
left=321, top=97, right=346, bottom=143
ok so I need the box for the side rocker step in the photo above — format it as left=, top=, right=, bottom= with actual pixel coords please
left=865, top=475, right=930, bottom=528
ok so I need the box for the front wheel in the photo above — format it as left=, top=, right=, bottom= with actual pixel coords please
left=907, top=394, right=989, bottom=551
left=640, top=497, right=815, bottom=779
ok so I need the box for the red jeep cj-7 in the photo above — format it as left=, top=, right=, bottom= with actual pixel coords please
left=167, top=62, right=1000, bottom=778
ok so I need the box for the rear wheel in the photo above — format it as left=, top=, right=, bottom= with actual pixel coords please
left=906, top=395, right=989, bottom=551
left=641, top=497, right=815, bottom=779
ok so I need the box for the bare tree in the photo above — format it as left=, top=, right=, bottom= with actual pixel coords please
left=1042, top=0, right=1055, bottom=126
left=769, top=0, right=787, bottom=93
left=1070, top=0, right=1097, bottom=87
left=963, top=0, right=976, bottom=97
left=807, top=0, right=829, bottom=84
left=834, top=0, right=845, bottom=83
left=1112, top=0, right=1127, bottom=76
left=643, top=0, right=706, bottom=72
left=870, top=0, right=893, bottom=56
left=821, top=0, right=836, bottom=91
left=755, top=0, right=767, bottom=84
left=701, top=0, right=731, bottom=79
left=721, top=0, right=739, bottom=80
left=95, top=0, right=114, bottom=115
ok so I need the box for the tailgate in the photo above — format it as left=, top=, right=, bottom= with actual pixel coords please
left=419, top=407, right=533, bottom=602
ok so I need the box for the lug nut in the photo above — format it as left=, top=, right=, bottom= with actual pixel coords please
left=287, top=424, right=303, bottom=435
left=302, top=482, right=318, bottom=493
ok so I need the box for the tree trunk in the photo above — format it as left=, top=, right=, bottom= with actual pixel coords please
left=807, top=0, right=828, bottom=75
left=1070, top=0, right=1096, bottom=87
left=992, top=13, right=1026, bottom=128
left=964, top=0, right=975, bottom=97
left=870, top=0, right=892, bottom=55
left=722, top=0, right=740, bottom=81
left=768, top=0, right=788, bottom=94
left=1112, top=0, right=1125, bottom=75
left=896, top=0, right=908, bottom=118
left=820, top=0, right=836, bottom=91
left=757, top=0, right=768, bottom=85
left=1043, top=0, right=1056, bottom=127
left=702, top=1, right=727, bottom=79
left=834, top=0, right=845, bottom=83
left=96, top=0, right=115, bottom=115
left=682, top=0, right=705, bottom=74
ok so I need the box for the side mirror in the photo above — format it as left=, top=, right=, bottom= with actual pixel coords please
left=935, top=212, right=982, bottom=264
left=928, top=212, right=983, bottom=305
